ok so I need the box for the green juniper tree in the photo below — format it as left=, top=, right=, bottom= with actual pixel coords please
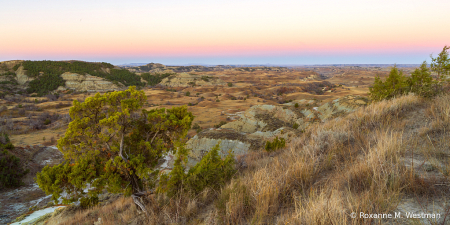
left=36, top=86, right=194, bottom=212
left=369, top=65, right=408, bottom=101
left=157, top=142, right=236, bottom=197
left=407, top=61, right=439, bottom=98
left=430, top=45, right=450, bottom=79
left=370, top=46, right=449, bottom=101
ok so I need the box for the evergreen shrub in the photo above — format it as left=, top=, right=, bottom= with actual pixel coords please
left=265, top=137, right=286, bottom=152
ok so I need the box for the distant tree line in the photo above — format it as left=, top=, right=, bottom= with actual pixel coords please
left=12, top=64, right=20, bottom=71
left=27, top=74, right=65, bottom=96
left=141, top=72, right=174, bottom=86
left=107, top=69, right=145, bottom=87
left=22, top=61, right=114, bottom=78
left=0, top=71, right=16, bottom=76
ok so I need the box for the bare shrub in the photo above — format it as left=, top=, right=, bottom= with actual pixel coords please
left=56, top=102, right=71, bottom=108
left=52, top=121, right=63, bottom=129
left=38, top=112, right=60, bottom=122
left=23, top=104, right=41, bottom=111
left=4, top=95, right=21, bottom=103
left=0, top=116, right=9, bottom=126
left=0, top=132, right=8, bottom=144
left=43, top=136, right=58, bottom=146
left=60, top=114, right=72, bottom=124
left=27, top=112, right=61, bottom=130
left=3, top=118, right=14, bottom=131
left=45, top=93, right=58, bottom=101
left=28, top=119, right=44, bottom=130
left=18, top=108, right=26, bottom=116
left=275, top=86, right=296, bottom=95
left=27, top=113, right=34, bottom=120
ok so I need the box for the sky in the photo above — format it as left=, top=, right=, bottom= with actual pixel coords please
left=1, top=0, right=449, bottom=65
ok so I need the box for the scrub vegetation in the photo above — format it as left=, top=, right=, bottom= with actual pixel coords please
left=20, top=60, right=144, bottom=96
left=0, top=133, right=29, bottom=190
left=141, top=72, right=175, bottom=86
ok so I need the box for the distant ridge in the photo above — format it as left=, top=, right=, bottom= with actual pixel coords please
left=303, top=64, right=421, bottom=68
left=116, top=63, right=148, bottom=67
left=116, top=62, right=421, bottom=68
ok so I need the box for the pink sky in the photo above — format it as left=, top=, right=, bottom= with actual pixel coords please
left=1, top=0, right=449, bottom=64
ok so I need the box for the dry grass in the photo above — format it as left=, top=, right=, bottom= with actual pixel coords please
left=42, top=93, right=450, bottom=225
left=428, top=94, right=450, bottom=125
left=42, top=136, right=57, bottom=146
left=215, top=93, right=438, bottom=224
left=55, top=197, right=139, bottom=225
left=145, top=193, right=200, bottom=224
left=419, top=94, right=450, bottom=182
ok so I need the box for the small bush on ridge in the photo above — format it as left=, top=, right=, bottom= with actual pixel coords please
left=265, top=136, right=286, bottom=152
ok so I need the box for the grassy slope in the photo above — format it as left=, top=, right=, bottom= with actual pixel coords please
left=40, top=93, right=450, bottom=225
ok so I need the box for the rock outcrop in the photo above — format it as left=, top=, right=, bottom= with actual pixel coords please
left=160, top=73, right=226, bottom=87
left=182, top=95, right=369, bottom=168
left=0, top=61, right=31, bottom=86
left=186, top=128, right=263, bottom=167
left=301, top=74, right=322, bottom=81
left=58, top=72, right=124, bottom=92
left=222, top=105, right=307, bottom=132
left=15, top=65, right=33, bottom=85
left=283, top=95, right=369, bottom=121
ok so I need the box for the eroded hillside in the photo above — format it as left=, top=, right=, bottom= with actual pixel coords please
left=0, top=60, right=142, bottom=97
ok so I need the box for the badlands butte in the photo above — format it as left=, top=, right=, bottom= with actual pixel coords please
left=0, top=60, right=390, bottom=163
left=0, top=60, right=399, bottom=149
left=1, top=60, right=449, bottom=224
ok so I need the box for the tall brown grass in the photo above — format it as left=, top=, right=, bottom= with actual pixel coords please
left=43, top=93, right=450, bottom=224
left=216, top=94, right=431, bottom=224
left=53, top=197, right=138, bottom=225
